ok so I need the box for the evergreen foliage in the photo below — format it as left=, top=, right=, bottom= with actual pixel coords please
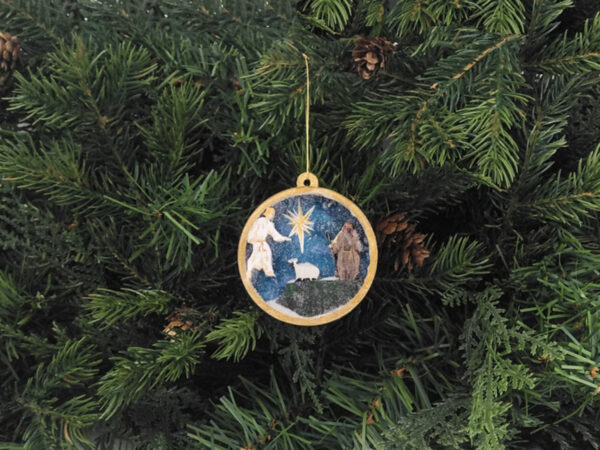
left=1, top=0, right=600, bottom=448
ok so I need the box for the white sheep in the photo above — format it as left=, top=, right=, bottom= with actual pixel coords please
left=288, top=258, right=320, bottom=281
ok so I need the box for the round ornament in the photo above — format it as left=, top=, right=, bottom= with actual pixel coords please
left=238, top=173, right=378, bottom=326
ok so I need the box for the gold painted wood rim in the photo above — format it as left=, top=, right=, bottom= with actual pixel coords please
left=238, top=183, right=378, bottom=326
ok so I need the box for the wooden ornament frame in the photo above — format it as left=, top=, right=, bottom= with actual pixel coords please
left=238, top=173, right=378, bottom=326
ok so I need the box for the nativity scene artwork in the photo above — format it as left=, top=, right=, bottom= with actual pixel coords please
left=242, top=193, right=373, bottom=319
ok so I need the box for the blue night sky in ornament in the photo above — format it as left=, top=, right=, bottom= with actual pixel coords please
left=245, top=193, right=371, bottom=301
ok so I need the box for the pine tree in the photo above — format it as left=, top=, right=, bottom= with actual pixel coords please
left=1, top=0, right=600, bottom=448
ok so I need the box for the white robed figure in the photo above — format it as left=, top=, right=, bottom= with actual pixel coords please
left=246, top=207, right=291, bottom=280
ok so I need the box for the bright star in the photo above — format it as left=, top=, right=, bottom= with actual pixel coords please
left=284, top=199, right=315, bottom=253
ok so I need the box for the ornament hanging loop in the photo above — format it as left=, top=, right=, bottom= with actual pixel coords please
left=297, top=172, right=319, bottom=188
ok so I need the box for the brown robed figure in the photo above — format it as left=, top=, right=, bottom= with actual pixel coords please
left=330, top=221, right=363, bottom=280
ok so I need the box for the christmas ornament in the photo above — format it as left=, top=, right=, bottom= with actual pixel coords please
left=238, top=54, right=378, bottom=326
left=352, top=37, right=395, bottom=80
left=0, top=32, right=20, bottom=87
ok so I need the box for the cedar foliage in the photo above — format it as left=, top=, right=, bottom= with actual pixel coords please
left=1, top=0, right=600, bottom=448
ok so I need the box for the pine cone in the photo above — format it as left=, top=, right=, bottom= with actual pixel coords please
left=352, top=37, right=395, bottom=80
left=377, top=213, right=430, bottom=271
left=163, top=305, right=200, bottom=339
left=0, top=32, right=20, bottom=87
left=0, top=32, right=20, bottom=73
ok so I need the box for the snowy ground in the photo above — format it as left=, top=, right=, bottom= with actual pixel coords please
left=267, top=298, right=344, bottom=319
left=272, top=278, right=361, bottom=318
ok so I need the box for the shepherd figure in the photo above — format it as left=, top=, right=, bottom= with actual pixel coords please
left=246, top=207, right=291, bottom=280
left=330, top=221, right=362, bottom=280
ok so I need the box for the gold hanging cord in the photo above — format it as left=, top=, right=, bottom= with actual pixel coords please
left=295, top=51, right=318, bottom=188
left=302, top=52, right=310, bottom=175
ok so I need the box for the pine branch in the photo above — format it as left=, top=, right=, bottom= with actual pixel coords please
left=460, top=288, right=537, bottom=449
left=524, top=0, right=573, bottom=47
left=19, top=337, right=101, bottom=450
left=0, top=135, right=101, bottom=211
left=303, top=0, right=353, bottom=33
left=429, top=33, right=522, bottom=91
left=427, top=235, right=492, bottom=291
left=476, top=0, right=526, bottom=35
left=10, top=38, right=156, bottom=132
left=525, top=13, right=600, bottom=74
left=188, top=374, right=311, bottom=450
left=264, top=323, right=325, bottom=413
left=103, top=169, right=235, bottom=269
left=453, top=43, right=528, bottom=187
left=372, top=397, right=470, bottom=448
left=385, top=0, right=470, bottom=38
left=0, top=270, right=34, bottom=325
left=520, top=146, right=600, bottom=225
left=85, top=288, right=172, bottom=330
left=205, top=310, right=263, bottom=362
left=97, top=333, right=205, bottom=420
left=510, top=232, right=600, bottom=397
left=0, top=0, right=61, bottom=44
left=139, top=83, right=207, bottom=172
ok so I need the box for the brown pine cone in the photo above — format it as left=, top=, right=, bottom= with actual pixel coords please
left=163, top=305, right=201, bottom=339
left=352, top=37, right=396, bottom=80
left=0, top=32, right=20, bottom=89
left=377, top=213, right=430, bottom=271
left=0, top=32, right=20, bottom=73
